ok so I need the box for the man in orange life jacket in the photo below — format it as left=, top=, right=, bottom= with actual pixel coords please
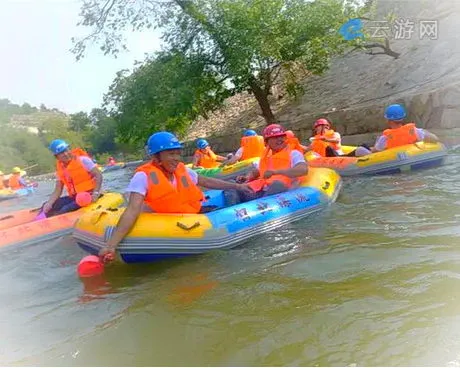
left=225, top=124, right=308, bottom=204
left=192, top=139, right=227, bottom=169
left=223, top=129, right=266, bottom=166
left=356, top=104, right=440, bottom=156
left=42, top=139, right=103, bottom=217
left=98, top=131, right=253, bottom=262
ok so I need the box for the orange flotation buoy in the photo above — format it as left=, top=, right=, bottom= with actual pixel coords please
left=77, top=255, right=105, bottom=278
left=76, top=192, right=92, bottom=207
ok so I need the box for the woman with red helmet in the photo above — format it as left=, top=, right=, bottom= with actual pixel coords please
left=306, top=118, right=345, bottom=157
left=225, top=123, right=308, bottom=204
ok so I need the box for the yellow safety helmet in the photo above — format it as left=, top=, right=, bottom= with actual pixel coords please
left=0, top=170, right=3, bottom=175
left=12, top=167, right=21, bottom=174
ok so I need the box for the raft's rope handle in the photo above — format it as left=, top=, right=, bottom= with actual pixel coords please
left=357, top=158, right=369, bottom=162
left=176, top=221, right=200, bottom=231
left=0, top=215, right=13, bottom=221
left=322, top=181, right=331, bottom=190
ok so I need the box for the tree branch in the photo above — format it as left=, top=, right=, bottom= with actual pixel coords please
left=345, top=38, right=400, bottom=59
left=362, top=38, right=400, bottom=59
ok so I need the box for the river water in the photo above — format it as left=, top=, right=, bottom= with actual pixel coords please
left=1, top=140, right=460, bottom=366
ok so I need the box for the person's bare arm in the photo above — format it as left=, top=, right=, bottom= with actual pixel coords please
left=198, top=175, right=243, bottom=190
left=43, top=180, right=64, bottom=213
left=192, top=154, right=201, bottom=169
left=106, top=193, right=144, bottom=248
left=90, top=167, right=103, bottom=201
left=423, top=131, right=440, bottom=143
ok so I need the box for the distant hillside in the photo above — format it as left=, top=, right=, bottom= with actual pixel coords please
left=0, top=99, right=74, bottom=175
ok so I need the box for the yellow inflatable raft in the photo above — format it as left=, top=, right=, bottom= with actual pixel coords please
left=73, top=167, right=341, bottom=263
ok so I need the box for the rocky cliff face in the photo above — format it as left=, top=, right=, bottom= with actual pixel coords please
left=182, top=0, right=460, bottom=155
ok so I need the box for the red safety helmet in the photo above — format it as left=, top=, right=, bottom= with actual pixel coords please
left=314, top=118, right=330, bottom=129
left=263, top=124, right=286, bottom=139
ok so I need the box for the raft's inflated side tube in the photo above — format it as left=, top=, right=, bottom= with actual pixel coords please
left=0, top=187, right=35, bottom=202
left=101, top=162, right=126, bottom=173
left=186, top=157, right=259, bottom=181
left=73, top=167, right=341, bottom=264
left=0, top=192, right=124, bottom=249
left=307, top=142, right=447, bottom=176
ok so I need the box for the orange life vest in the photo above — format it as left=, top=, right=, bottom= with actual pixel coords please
left=240, top=135, right=265, bottom=160
left=194, top=148, right=219, bottom=168
left=248, top=146, right=293, bottom=192
left=8, top=174, right=24, bottom=190
left=382, top=123, right=418, bottom=149
left=310, top=129, right=341, bottom=156
left=136, top=162, right=204, bottom=214
left=0, top=176, right=4, bottom=190
left=56, top=148, right=96, bottom=197
left=287, top=136, right=304, bottom=153
left=324, top=130, right=341, bottom=151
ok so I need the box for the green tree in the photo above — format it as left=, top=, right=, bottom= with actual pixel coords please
left=73, top=0, right=364, bottom=126
left=104, top=51, right=230, bottom=142
left=39, top=115, right=87, bottom=149
left=87, top=114, right=118, bottom=153
left=0, top=128, right=55, bottom=175
left=69, top=111, right=91, bottom=132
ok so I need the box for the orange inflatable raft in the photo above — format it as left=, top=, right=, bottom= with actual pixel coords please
left=0, top=193, right=124, bottom=249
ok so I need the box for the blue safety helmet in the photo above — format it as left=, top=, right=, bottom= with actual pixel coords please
left=147, top=132, right=183, bottom=155
left=49, top=139, right=70, bottom=155
left=384, top=104, right=406, bottom=121
left=196, top=138, right=209, bottom=149
left=243, top=129, right=257, bottom=137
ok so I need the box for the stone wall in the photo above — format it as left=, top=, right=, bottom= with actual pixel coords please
left=182, top=81, right=460, bottom=155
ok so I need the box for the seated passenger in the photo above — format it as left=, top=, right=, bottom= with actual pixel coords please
left=107, top=156, right=116, bottom=166
left=8, top=167, right=28, bottom=190
left=306, top=118, right=344, bottom=157
left=355, top=104, right=440, bottom=156
left=223, top=129, right=265, bottom=166
left=42, top=139, right=103, bottom=217
left=225, top=124, right=308, bottom=204
left=98, top=132, right=253, bottom=262
left=192, top=139, right=227, bottom=169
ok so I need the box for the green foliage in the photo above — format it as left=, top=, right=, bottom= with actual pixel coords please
left=69, top=111, right=91, bottom=132
left=74, top=0, right=365, bottom=129
left=104, top=51, right=230, bottom=142
left=0, top=98, right=38, bottom=125
left=86, top=112, right=118, bottom=153
left=0, top=99, right=137, bottom=174
left=0, top=127, right=55, bottom=175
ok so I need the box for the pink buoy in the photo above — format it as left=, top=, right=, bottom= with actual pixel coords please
left=76, top=192, right=92, bottom=207
left=77, top=255, right=104, bottom=278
